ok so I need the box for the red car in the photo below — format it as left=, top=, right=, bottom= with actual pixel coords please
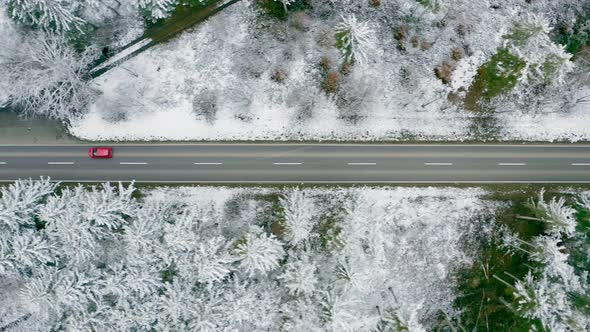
left=88, top=147, right=113, bottom=159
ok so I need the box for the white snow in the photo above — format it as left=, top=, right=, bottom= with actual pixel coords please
left=71, top=1, right=472, bottom=141
left=65, top=0, right=590, bottom=142
left=497, top=95, right=590, bottom=141
left=451, top=51, right=486, bottom=92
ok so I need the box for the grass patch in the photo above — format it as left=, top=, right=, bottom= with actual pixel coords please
left=143, top=0, right=219, bottom=43
left=464, top=48, right=525, bottom=111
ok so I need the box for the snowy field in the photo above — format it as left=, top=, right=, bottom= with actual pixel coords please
left=69, top=1, right=590, bottom=142
left=0, top=180, right=496, bottom=331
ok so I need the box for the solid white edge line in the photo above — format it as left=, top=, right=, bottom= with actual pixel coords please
left=1, top=180, right=590, bottom=184
left=498, top=163, right=526, bottom=166
left=424, top=163, right=453, bottom=166
left=571, top=163, right=590, bottom=166
left=120, top=162, right=148, bottom=165
left=47, top=162, right=75, bottom=165
left=3, top=143, right=590, bottom=147
left=347, top=163, right=377, bottom=166
left=273, top=163, right=303, bottom=165
left=194, top=162, right=223, bottom=165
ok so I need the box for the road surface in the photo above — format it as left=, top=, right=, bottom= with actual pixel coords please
left=0, top=144, right=589, bottom=183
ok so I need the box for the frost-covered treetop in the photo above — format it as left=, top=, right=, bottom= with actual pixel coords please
left=506, top=190, right=589, bottom=331
left=335, top=14, right=376, bottom=64
left=504, top=13, right=573, bottom=86
left=0, top=181, right=492, bottom=331
left=5, top=0, right=85, bottom=32
left=3, top=0, right=207, bottom=31
left=525, top=189, right=577, bottom=237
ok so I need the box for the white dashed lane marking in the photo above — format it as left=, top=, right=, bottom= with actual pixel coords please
left=572, top=163, right=590, bottom=166
left=347, top=163, right=377, bottom=166
left=48, top=162, right=75, bottom=165
left=194, top=162, right=224, bottom=165
left=498, top=163, right=526, bottom=166
left=424, top=162, right=453, bottom=166
left=120, top=162, right=148, bottom=165
left=273, top=162, right=303, bottom=165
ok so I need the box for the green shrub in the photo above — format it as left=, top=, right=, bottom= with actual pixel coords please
left=478, top=48, right=526, bottom=99
left=555, top=18, right=590, bottom=55
left=464, top=48, right=525, bottom=110
left=256, top=0, right=311, bottom=21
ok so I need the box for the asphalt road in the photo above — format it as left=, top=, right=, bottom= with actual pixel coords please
left=0, top=144, right=589, bottom=183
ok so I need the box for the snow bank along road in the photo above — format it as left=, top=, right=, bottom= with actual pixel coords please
left=0, top=144, right=590, bottom=183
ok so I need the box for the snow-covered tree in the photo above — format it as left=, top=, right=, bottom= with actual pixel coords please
left=8, top=233, right=53, bottom=273
left=334, top=14, right=376, bottom=64
left=521, top=189, right=577, bottom=237
left=279, top=255, right=318, bottom=296
left=530, top=235, right=584, bottom=292
left=280, top=298, right=323, bottom=331
left=577, top=191, right=590, bottom=211
left=190, top=236, right=234, bottom=284
left=5, top=0, right=86, bottom=33
left=0, top=30, right=97, bottom=120
left=376, top=303, right=427, bottom=332
left=137, top=0, right=196, bottom=21
left=42, top=194, right=100, bottom=266
left=506, top=190, right=589, bottom=331
left=80, top=182, right=136, bottom=230
left=0, top=177, right=55, bottom=232
left=512, top=272, right=584, bottom=331
left=504, top=13, right=573, bottom=88
left=0, top=181, right=502, bottom=330
left=233, top=226, right=285, bottom=276
left=18, top=268, right=60, bottom=323
left=321, top=290, right=378, bottom=331
left=280, top=189, right=316, bottom=246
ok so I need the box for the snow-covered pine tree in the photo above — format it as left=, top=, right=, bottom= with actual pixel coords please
left=522, top=189, right=577, bottom=237
left=137, top=0, right=206, bottom=21
left=191, top=236, right=234, bottom=284
left=334, top=14, right=376, bottom=64
left=280, top=189, right=316, bottom=246
left=233, top=226, right=285, bottom=276
left=279, top=255, right=318, bottom=296
left=504, top=13, right=573, bottom=88
left=0, top=177, right=55, bottom=232
left=80, top=182, right=136, bottom=231
left=0, top=30, right=97, bottom=120
left=5, top=0, right=86, bottom=32
left=137, top=0, right=177, bottom=20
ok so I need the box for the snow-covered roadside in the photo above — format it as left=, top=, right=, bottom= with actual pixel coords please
left=496, top=91, right=590, bottom=142
left=69, top=0, right=590, bottom=142
left=0, top=180, right=496, bottom=331
left=71, top=1, right=473, bottom=141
